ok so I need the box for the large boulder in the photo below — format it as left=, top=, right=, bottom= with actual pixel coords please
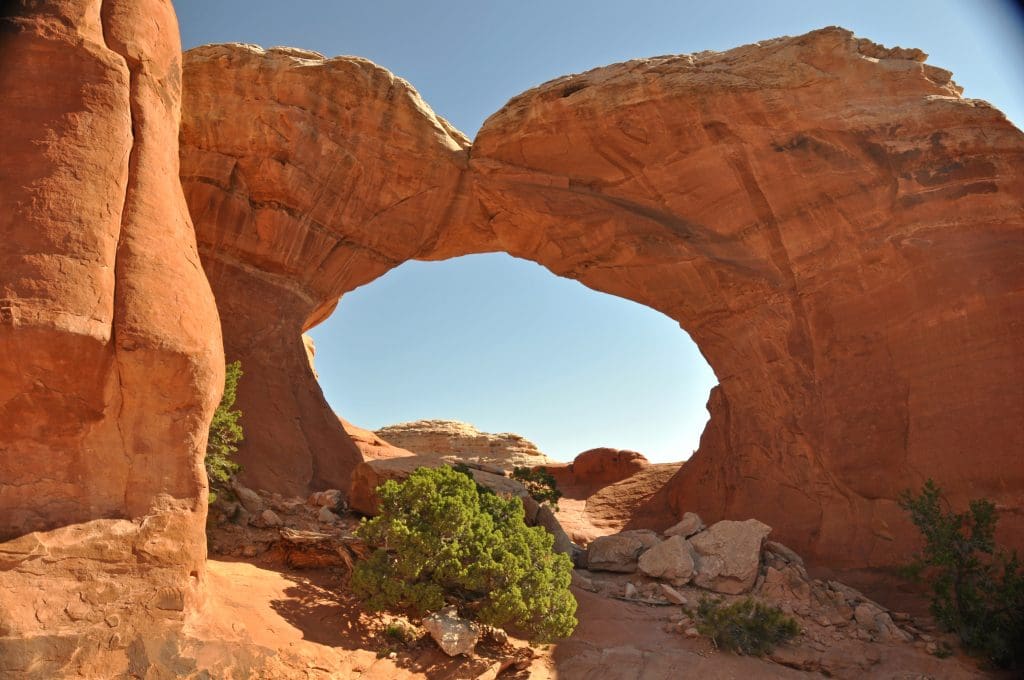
left=690, top=519, right=772, bottom=594
left=637, top=535, right=697, bottom=586
left=585, top=530, right=660, bottom=573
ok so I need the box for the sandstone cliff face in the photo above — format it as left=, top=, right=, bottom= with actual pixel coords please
left=180, top=44, right=471, bottom=496
left=374, top=420, right=555, bottom=469
left=181, top=28, right=1024, bottom=566
left=0, top=0, right=222, bottom=675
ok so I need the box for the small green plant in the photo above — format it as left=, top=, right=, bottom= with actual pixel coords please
left=383, top=621, right=417, bottom=645
left=205, top=360, right=244, bottom=503
left=512, top=466, right=562, bottom=509
left=686, top=596, right=799, bottom=655
left=899, top=479, right=1024, bottom=669
left=351, top=465, right=578, bottom=642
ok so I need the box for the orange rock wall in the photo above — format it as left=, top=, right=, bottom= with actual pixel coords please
left=181, top=29, right=1024, bottom=566
left=0, top=1, right=222, bottom=674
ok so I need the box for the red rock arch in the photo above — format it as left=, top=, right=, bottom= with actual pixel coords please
left=180, top=28, right=1024, bottom=566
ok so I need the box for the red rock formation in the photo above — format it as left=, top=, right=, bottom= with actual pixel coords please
left=543, top=448, right=651, bottom=491
left=181, top=28, right=1024, bottom=566
left=0, top=1, right=222, bottom=674
left=180, top=44, right=471, bottom=495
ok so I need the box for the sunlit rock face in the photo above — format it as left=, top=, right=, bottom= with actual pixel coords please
left=181, top=28, right=1024, bottom=566
left=0, top=0, right=223, bottom=674
left=374, top=420, right=556, bottom=470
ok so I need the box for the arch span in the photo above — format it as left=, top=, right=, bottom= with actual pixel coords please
left=181, top=28, right=1024, bottom=566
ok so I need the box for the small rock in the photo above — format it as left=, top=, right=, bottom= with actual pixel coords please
left=925, top=641, right=937, bottom=655
left=892, top=611, right=911, bottom=622
left=683, top=627, right=701, bottom=638
left=624, top=582, right=638, bottom=599
left=318, top=506, right=339, bottom=524
left=307, top=489, right=345, bottom=511
left=664, top=512, right=704, bottom=538
left=105, top=614, right=120, bottom=628
left=259, top=509, right=282, bottom=527
left=241, top=544, right=258, bottom=558
left=482, top=625, right=508, bottom=646
left=659, top=583, right=688, bottom=605
left=388, top=651, right=397, bottom=659
left=422, top=606, right=479, bottom=657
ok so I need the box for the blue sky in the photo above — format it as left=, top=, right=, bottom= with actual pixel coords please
left=175, top=1, right=1023, bottom=462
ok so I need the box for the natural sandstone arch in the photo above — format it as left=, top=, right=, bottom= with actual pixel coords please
left=0, top=0, right=222, bottom=673
left=181, top=28, right=1024, bottom=566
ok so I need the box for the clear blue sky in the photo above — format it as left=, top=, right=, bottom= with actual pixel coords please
left=175, top=1, right=1023, bottom=462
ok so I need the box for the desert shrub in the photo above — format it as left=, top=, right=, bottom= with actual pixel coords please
left=205, top=360, right=244, bottom=503
left=687, top=596, right=799, bottom=655
left=351, top=465, right=577, bottom=642
left=511, top=466, right=562, bottom=509
left=451, top=462, right=494, bottom=497
left=899, top=479, right=1024, bottom=669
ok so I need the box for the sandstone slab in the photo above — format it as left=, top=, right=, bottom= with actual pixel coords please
left=586, top=530, right=660, bottom=573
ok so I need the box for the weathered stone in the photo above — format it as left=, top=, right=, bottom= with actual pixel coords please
left=690, top=520, right=771, bottom=594
left=317, top=507, right=339, bottom=524
left=765, top=541, right=805, bottom=566
left=375, top=420, right=555, bottom=470
left=231, top=481, right=264, bottom=516
left=586, top=530, right=660, bottom=573
left=664, top=513, right=705, bottom=539
left=624, top=583, right=638, bottom=599
left=422, top=606, right=479, bottom=657
left=258, top=509, right=283, bottom=528
left=536, top=504, right=579, bottom=557
left=659, top=583, right=688, bottom=606
left=0, top=0, right=221, bottom=673
left=307, top=490, right=345, bottom=511
left=637, top=535, right=696, bottom=586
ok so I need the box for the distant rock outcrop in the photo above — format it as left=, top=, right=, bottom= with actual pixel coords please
left=374, top=420, right=555, bottom=470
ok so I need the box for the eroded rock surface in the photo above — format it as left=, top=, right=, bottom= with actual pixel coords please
left=375, top=419, right=555, bottom=470
left=0, top=1, right=222, bottom=675
left=181, top=43, right=470, bottom=496
left=181, top=27, right=1024, bottom=566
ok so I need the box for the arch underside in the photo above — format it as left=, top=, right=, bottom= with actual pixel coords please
left=181, top=28, right=1024, bottom=566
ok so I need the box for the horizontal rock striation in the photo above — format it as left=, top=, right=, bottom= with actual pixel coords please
left=374, top=419, right=555, bottom=470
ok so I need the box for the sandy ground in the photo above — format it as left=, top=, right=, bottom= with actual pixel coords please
left=184, top=559, right=995, bottom=679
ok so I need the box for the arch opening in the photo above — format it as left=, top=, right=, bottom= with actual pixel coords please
left=307, top=253, right=718, bottom=464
